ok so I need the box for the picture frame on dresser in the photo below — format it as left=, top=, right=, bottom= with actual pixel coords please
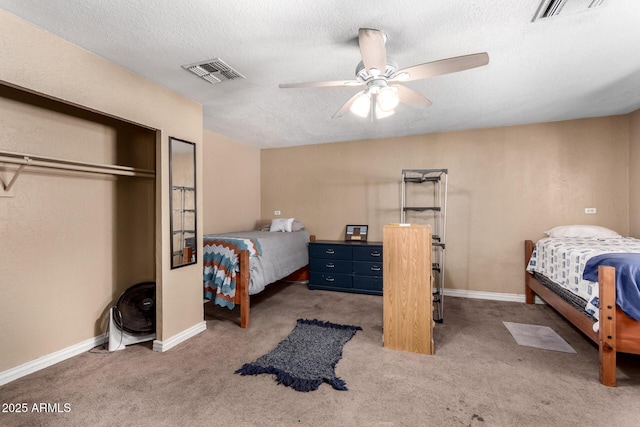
left=345, top=224, right=368, bottom=242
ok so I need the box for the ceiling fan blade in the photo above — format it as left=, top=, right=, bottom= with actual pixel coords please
left=279, top=80, right=363, bottom=89
left=358, top=28, right=387, bottom=74
left=394, top=84, right=432, bottom=106
left=392, top=52, right=489, bottom=82
left=332, top=90, right=366, bottom=118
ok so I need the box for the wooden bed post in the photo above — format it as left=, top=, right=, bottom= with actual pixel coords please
left=239, top=250, right=250, bottom=328
left=598, top=265, right=617, bottom=387
left=524, top=240, right=535, bottom=304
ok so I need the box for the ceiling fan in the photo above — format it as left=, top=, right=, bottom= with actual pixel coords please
left=279, top=28, right=489, bottom=120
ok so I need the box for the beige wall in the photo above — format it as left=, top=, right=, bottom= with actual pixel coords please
left=203, top=130, right=261, bottom=233
left=261, top=116, right=630, bottom=295
left=0, top=10, right=203, bottom=372
left=630, top=109, right=640, bottom=237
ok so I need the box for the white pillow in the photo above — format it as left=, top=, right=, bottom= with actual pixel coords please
left=545, top=225, right=621, bottom=239
left=291, top=219, right=305, bottom=232
left=270, top=218, right=295, bottom=232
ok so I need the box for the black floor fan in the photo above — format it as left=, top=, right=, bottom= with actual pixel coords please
left=108, top=282, right=156, bottom=351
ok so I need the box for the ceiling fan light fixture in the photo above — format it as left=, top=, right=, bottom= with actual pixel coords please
left=279, top=28, right=489, bottom=121
left=350, top=91, right=371, bottom=118
left=377, top=86, right=399, bottom=111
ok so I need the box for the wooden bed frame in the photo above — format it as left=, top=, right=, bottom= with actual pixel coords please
left=231, top=234, right=316, bottom=329
left=525, top=240, right=640, bottom=386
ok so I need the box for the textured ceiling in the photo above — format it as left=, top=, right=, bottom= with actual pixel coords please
left=1, top=1, right=640, bottom=149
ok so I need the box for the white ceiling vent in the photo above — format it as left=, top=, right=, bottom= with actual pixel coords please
left=532, top=0, right=606, bottom=21
left=182, top=58, right=245, bottom=84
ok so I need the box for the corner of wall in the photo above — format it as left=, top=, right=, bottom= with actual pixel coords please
left=628, top=109, right=640, bottom=237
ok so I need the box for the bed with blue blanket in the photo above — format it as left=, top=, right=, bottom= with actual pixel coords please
left=525, top=229, right=640, bottom=387
left=203, top=229, right=311, bottom=328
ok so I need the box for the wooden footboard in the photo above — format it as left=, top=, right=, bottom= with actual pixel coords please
left=232, top=234, right=315, bottom=329
left=525, top=239, right=640, bottom=386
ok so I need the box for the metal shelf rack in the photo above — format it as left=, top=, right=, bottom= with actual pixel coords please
left=401, top=168, right=448, bottom=322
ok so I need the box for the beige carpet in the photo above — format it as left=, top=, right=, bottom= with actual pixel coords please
left=1, top=282, right=640, bottom=426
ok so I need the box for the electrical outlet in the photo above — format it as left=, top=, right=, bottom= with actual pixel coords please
left=584, top=208, right=597, bottom=214
left=274, top=210, right=281, bottom=216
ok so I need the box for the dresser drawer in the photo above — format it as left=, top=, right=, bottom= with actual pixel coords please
left=353, top=276, right=383, bottom=292
left=353, top=245, right=383, bottom=262
left=352, top=261, right=383, bottom=277
left=310, top=272, right=352, bottom=289
left=310, top=258, right=352, bottom=274
left=309, top=243, right=353, bottom=260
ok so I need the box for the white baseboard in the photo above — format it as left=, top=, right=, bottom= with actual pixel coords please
left=443, top=288, right=544, bottom=304
left=1, top=321, right=208, bottom=386
left=0, top=334, right=107, bottom=386
left=152, top=321, right=207, bottom=352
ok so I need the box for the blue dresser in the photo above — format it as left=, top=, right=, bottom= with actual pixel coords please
left=308, top=240, right=383, bottom=295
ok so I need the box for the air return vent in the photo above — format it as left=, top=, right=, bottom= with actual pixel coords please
left=532, top=0, right=606, bottom=22
left=182, top=58, right=245, bottom=84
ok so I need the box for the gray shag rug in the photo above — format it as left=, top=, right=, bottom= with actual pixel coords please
left=235, top=318, right=362, bottom=392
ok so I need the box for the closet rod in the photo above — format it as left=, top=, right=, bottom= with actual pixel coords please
left=0, top=150, right=155, bottom=178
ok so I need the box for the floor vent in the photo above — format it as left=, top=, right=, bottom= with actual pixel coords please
left=532, top=0, right=606, bottom=22
left=182, top=58, right=245, bottom=84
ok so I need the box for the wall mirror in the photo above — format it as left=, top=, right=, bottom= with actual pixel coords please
left=169, top=137, right=197, bottom=269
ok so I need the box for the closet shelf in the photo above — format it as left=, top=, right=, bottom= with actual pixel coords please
left=0, top=150, right=155, bottom=193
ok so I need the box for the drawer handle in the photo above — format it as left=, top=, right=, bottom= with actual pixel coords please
left=325, top=276, right=335, bottom=282
left=370, top=251, right=381, bottom=257
left=371, top=266, right=381, bottom=272
left=325, top=249, right=335, bottom=254
left=325, top=263, right=335, bottom=268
